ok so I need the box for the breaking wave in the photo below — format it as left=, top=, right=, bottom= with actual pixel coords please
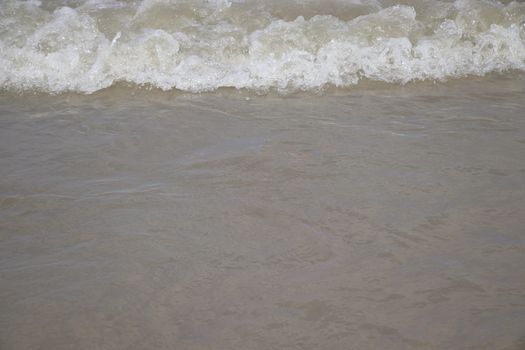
left=1, top=0, right=524, bottom=93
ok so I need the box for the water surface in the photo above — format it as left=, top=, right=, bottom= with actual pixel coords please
left=1, top=74, right=525, bottom=349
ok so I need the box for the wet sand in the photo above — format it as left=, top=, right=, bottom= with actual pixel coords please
left=1, top=74, right=525, bottom=350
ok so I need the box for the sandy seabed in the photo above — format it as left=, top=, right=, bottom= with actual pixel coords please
left=1, top=74, right=525, bottom=350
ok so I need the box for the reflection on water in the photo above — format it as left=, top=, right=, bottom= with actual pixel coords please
left=1, top=74, right=525, bottom=349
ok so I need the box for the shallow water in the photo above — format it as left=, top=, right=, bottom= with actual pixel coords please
left=1, top=73, right=525, bottom=349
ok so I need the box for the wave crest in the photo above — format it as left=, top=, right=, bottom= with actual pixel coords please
left=1, top=0, right=524, bottom=93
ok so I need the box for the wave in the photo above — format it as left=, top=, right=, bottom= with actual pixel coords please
left=1, top=0, right=524, bottom=93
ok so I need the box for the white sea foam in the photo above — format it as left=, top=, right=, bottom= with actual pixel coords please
left=1, top=0, right=524, bottom=93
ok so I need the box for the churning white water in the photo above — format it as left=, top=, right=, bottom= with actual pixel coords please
left=1, top=0, right=524, bottom=93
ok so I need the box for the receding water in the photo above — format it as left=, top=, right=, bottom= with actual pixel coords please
left=1, top=73, right=525, bottom=349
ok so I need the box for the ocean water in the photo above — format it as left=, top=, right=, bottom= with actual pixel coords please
left=1, top=0, right=525, bottom=93
left=1, top=1, right=525, bottom=350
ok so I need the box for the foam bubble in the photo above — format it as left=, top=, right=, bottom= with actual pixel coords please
left=1, top=0, right=524, bottom=93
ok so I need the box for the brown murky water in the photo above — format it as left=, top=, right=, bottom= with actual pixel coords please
left=1, top=74, right=525, bottom=349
